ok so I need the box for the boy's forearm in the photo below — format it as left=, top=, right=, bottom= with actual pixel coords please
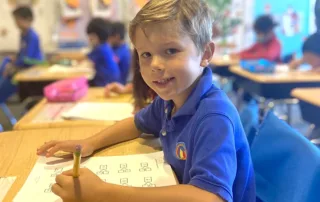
left=87, top=117, right=142, bottom=151
left=104, top=184, right=224, bottom=202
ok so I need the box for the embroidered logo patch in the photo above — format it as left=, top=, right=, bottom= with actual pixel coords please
left=175, top=142, right=187, bottom=160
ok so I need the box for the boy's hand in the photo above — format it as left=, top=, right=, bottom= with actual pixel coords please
left=37, top=139, right=95, bottom=157
left=2, top=65, right=17, bottom=77
left=52, top=168, right=107, bottom=202
left=104, top=82, right=126, bottom=97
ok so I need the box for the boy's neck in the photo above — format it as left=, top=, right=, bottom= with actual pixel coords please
left=21, top=28, right=30, bottom=35
left=171, top=71, right=203, bottom=113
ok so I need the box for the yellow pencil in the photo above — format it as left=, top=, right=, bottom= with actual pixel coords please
left=73, top=145, right=82, bottom=178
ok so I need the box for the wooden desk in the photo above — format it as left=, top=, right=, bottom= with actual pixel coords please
left=230, top=66, right=320, bottom=99
left=291, top=88, right=320, bottom=126
left=14, top=88, right=133, bottom=130
left=210, top=56, right=240, bottom=77
left=211, top=56, right=239, bottom=67
left=14, top=63, right=95, bottom=101
left=0, top=127, right=161, bottom=202
left=14, top=65, right=94, bottom=82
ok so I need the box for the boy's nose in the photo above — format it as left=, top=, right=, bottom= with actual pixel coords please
left=151, top=57, right=165, bottom=72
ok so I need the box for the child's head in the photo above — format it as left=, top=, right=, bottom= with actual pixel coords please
left=302, top=33, right=320, bottom=68
left=129, top=0, right=215, bottom=104
left=253, top=15, right=277, bottom=44
left=12, top=6, right=33, bottom=32
left=86, top=18, right=112, bottom=47
left=108, top=22, right=126, bottom=46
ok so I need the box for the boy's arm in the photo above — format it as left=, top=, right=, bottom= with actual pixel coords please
left=106, top=184, right=224, bottom=202
left=239, top=42, right=281, bottom=61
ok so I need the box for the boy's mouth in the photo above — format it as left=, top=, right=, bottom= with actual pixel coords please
left=153, top=77, right=175, bottom=88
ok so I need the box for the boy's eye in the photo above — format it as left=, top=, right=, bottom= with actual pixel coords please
left=141, top=52, right=151, bottom=58
left=165, top=48, right=178, bottom=55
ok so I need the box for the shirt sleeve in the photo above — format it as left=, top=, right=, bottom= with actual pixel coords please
left=134, top=97, right=163, bottom=136
left=15, top=34, right=41, bottom=67
left=189, top=114, right=237, bottom=202
left=239, top=41, right=281, bottom=61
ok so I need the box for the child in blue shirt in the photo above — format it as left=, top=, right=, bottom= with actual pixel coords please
left=108, top=22, right=131, bottom=85
left=86, top=18, right=121, bottom=86
left=37, top=1, right=256, bottom=202
left=0, top=6, right=43, bottom=102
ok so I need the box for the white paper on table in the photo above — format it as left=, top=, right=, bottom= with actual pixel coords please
left=48, top=65, right=92, bottom=73
left=62, top=102, right=134, bottom=121
left=14, top=152, right=176, bottom=202
left=0, top=176, right=16, bottom=201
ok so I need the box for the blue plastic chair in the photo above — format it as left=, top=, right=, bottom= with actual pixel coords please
left=240, top=100, right=259, bottom=134
left=251, top=111, right=320, bottom=202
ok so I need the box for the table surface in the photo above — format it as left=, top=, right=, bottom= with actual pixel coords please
left=230, top=66, right=320, bottom=83
left=291, top=88, right=320, bottom=107
left=210, top=56, right=240, bottom=67
left=14, top=63, right=94, bottom=82
left=14, top=88, right=133, bottom=130
left=0, top=127, right=162, bottom=202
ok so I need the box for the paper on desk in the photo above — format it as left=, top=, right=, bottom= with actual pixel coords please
left=14, top=152, right=176, bottom=202
left=0, top=176, right=16, bottom=201
left=62, top=102, right=134, bottom=121
left=48, top=65, right=92, bottom=73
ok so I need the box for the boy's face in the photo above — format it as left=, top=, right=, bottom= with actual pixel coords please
left=108, top=35, right=121, bottom=46
left=14, top=17, right=31, bottom=31
left=256, top=31, right=273, bottom=44
left=304, top=52, right=320, bottom=69
left=134, top=22, right=213, bottom=105
left=88, top=33, right=100, bottom=47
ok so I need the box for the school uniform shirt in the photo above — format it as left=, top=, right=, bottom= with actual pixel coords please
left=239, top=35, right=281, bottom=62
left=15, top=28, right=43, bottom=68
left=135, top=67, right=256, bottom=202
left=113, top=44, right=131, bottom=85
left=87, top=43, right=121, bottom=86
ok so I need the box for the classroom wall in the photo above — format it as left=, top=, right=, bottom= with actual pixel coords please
left=0, top=0, right=145, bottom=52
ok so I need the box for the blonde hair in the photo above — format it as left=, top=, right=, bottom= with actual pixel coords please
left=129, top=0, right=213, bottom=52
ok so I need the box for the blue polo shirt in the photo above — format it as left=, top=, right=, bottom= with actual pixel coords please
left=87, top=43, right=121, bottom=86
left=135, top=67, right=256, bottom=202
left=113, top=44, right=131, bottom=85
left=15, top=28, right=43, bottom=68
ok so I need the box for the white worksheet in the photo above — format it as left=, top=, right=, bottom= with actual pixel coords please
left=14, top=152, right=176, bottom=202
left=62, top=102, right=134, bottom=121
left=0, top=177, right=16, bottom=201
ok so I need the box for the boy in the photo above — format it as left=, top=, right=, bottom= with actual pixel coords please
left=86, top=18, right=121, bottom=86
left=108, top=22, right=131, bottom=85
left=232, top=15, right=281, bottom=62
left=37, top=1, right=255, bottom=202
left=289, top=33, right=320, bottom=71
left=0, top=6, right=43, bottom=102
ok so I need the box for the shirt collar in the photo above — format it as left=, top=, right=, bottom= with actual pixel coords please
left=165, top=67, right=214, bottom=118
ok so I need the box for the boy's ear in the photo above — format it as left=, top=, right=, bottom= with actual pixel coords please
left=200, top=41, right=215, bottom=67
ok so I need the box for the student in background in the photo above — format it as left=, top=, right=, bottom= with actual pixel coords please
left=86, top=18, right=120, bottom=86
left=231, top=15, right=281, bottom=62
left=1, top=6, right=43, bottom=77
left=108, top=22, right=131, bottom=85
left=289, top=33, right=320, bottom=71
left=37, top=0, right=255, bottom=201
left=0, top=6, right=43, bottom=102
left=104, top=49, right=156, bottom=113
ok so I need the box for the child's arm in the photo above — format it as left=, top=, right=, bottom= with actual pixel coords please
left=37, top=117, right=141, bottom=157
left=53, top=170, right=224, bottom=202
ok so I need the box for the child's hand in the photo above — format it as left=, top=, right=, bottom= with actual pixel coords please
left=2, top=65, right=17, bottom=77
left=104, top=82, right=126, bottom=97
left=52, top=168, right=107, bottom=202
left=36, top=139, right=95, bottom=157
